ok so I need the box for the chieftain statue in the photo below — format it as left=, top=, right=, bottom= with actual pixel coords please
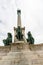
left=3, top=33, right=12, bottom=46
left=16, top=26, right=23, bottom=41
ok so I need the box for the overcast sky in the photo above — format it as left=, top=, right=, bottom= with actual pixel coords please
left=0, top=0, right=43, bottom=46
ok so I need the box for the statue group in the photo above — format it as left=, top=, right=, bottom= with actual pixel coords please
left=3, top=27, right=34, bottom=46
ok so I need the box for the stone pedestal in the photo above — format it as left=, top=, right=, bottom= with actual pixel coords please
left=0, top=43, right=43, bottom=65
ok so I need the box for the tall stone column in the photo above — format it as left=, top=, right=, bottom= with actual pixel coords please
left=14, top=10, right=26, bottom=43
left=17, top=10, right=21, bottom=27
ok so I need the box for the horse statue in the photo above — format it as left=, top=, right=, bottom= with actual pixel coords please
left=27, top=31, right=34, bottom=44
left=3, top=33, right=12, bottom=46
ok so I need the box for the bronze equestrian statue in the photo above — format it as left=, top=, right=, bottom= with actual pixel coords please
left=27, top=31, right=34, bottom=44
left=3, top=33, right=12, bottom=46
